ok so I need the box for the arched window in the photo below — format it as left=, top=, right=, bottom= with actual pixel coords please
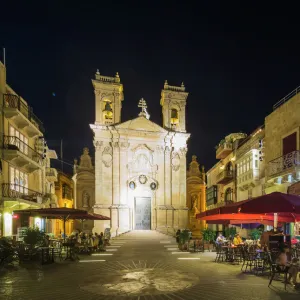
left=225, top=188, right=233, bottom=202
left=170, top=108, right=179, bottom=125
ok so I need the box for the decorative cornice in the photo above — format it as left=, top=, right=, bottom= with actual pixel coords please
left=93, top=141, right=103, bottom=151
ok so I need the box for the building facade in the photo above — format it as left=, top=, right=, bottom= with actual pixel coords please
left=186, top=155, right=206, bottom=237
left=206, top=133, right=246, bottom=231
left=90, top=71, right=190, bottom=236
left=0, top=60, right=57, bottom=237
left=206, top=133, right=247, bottom=208
left=53, top=171, right=74, bottom=236
left=73, top=147, right=95, bottom=232
left=236, top=126, right=265, bottom=202
left=265, top=86, right=300, bottom=235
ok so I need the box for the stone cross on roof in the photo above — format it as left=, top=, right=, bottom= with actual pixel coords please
left=138, top=98, right=150, bottom=119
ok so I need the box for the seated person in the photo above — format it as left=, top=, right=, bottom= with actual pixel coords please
left=216, top=232, right=225, bottom=245
left=42, top=235, right=50, bottom=247
left=233, top=233, right=243, bottom=246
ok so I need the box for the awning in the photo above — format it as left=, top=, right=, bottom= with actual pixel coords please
left=200, top=213, right=295, bottom=223
left=197, top=192, right=300, bottom=225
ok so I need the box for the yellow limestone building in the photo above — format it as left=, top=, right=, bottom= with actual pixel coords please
left=90, top=71, right=190, bottom=236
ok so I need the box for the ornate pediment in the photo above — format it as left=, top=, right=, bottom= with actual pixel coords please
left=128, top=144, right=158, bottom=174
left=115, top=117, right=167, bottom=133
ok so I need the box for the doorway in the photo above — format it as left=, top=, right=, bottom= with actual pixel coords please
left=134, top=197, right=151, bottom=230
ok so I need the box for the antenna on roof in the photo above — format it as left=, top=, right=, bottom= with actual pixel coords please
left=2, top=48, right=6, bottom=66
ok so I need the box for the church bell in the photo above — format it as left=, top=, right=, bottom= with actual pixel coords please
left=103, top=101, right=113, bottom=119
left=170, top=108, right=179, bottom=125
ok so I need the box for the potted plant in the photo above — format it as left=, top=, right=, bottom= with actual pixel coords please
left=178, top=230, right=191, bottom=251
left=24, top=227, right=45, bottom=247
left=225, top=227, right=236, bottom=241
left=201, top=228, right=215, bottom=251
left=249, top=228, right=262, bottom=241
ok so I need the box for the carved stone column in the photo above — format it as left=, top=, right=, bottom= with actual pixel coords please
left=94, top=140, right=103, bottom=205
left=112, top=141, right=120, bottom=206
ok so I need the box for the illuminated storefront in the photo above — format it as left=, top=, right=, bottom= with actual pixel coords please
left=4, top=212, right=12, bottom=236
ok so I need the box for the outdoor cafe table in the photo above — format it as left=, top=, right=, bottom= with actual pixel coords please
left=39, top=247, right=54, bottom=265
left=63, top=243, right=77, bottom=261
left=222, top=245, right=238, bottom=262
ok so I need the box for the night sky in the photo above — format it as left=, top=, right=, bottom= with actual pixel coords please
left=1, top=2, right=300, bottom=174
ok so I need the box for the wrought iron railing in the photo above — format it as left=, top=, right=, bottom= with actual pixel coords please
left=273, top=86, right=300, bottom=110
left=216, top=142, right=232, bottom=156
left=2, top=183, right=43, bottom=203
left=216, top=170, right=234, bottom=182
left=3, top=94, right=45, bottom=133
left=268, top=150, right=300, bottom=177
left=2, top=135, right=43, bottom=165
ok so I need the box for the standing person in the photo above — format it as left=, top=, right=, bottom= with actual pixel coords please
left=176, top=229, right=181, bottom=244
left=94, top=233, right=99, bottom=251
left=98, top=232, right=105, bottom=252
left=287, top=257, right=300, bottom=287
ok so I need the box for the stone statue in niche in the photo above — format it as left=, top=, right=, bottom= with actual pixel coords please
left=82, top=191, right=90, bottom=208
left=190, top=194, right=200, bottom=216
left=79, top=147, right=93, bottom=169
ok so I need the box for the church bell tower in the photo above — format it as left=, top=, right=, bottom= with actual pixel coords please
left=160, top=80, right=189, bottom=132
left=92, top=70, right=124, bottom=125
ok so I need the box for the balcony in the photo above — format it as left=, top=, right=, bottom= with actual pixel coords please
left=206, top=185, right=218, bottom=207
left=216, top=170, right=234, bottom=184
left=237, top=169, right=260, bottom=191
left=267, top=150, right=300, bottom=179
left=3, top=94, right=44, bottom=137
left=2, top=183, right=43, bottom=206
left=46, top=168, right=58, bottom=182
left=2, top=135, right=43, bottom=173
left=206, top=200, right=234, bottom=211
left=216, top=142, right=233, bottom=159
left=62, top=185, right=73, bottom=201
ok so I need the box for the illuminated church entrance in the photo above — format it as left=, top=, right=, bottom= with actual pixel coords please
left=91, top=72, right=190, bottom=236
left=135, top=197, right=151, bottom=230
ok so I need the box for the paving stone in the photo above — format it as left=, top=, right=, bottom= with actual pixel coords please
left=0, top=231, right=299, bottom=300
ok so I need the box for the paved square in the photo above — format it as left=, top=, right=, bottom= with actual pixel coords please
left=0, top=231, right=299, bottom=300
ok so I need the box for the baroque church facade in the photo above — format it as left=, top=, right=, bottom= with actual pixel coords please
left=74, top=71, right=195, bottom=236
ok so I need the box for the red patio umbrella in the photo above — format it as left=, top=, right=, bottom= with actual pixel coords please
left=13, top=208, right=110, bottom=241
left=235, top=192, right=300, bottom=214
left=200, top=213, right=296, bottom=223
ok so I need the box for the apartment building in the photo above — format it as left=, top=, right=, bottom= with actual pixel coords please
left=264, top=86, right=300, bottom=235
left=206, top=133, right=246, bottom=230
left=0, top=61, right=57, bottom=237
left=54, top=171, right=74, bottom=236
left=236, top=126, right=265, bottom=202
left=206, top=133, right=247, bottom=208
